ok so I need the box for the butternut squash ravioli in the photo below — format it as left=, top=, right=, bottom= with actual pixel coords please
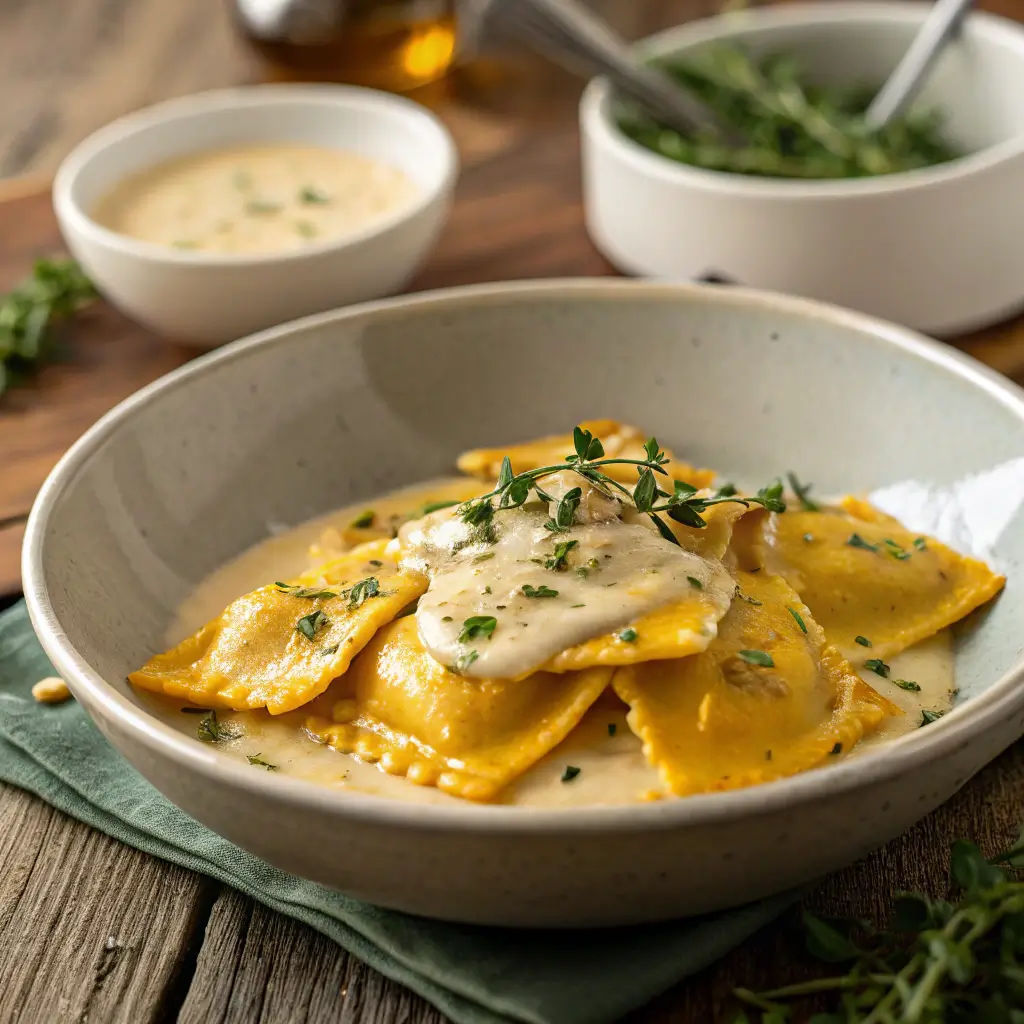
left=130, top=422, right=1005, bottom=805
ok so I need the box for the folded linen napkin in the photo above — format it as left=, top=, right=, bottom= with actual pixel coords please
left=0, top=600, right=796, bottom=1024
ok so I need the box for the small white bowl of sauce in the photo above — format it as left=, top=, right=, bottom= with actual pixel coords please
left=54, top=85, right=458, bottom=346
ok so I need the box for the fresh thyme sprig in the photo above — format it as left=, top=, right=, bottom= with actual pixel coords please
left=456, top=425, right=785, bottom=546
left=735, top=825, right=1024, bottom=1023
left=0, top=259, right=96, bottom=395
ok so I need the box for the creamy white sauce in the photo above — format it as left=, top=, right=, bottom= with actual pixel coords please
left=149, top=477, right=958, bottom=807
left=397, top=476, right=733, bottom=679
left=92, top=144, right=420, bottom=254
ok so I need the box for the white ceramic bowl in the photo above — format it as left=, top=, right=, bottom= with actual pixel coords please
left=22, top=280, right=1024, bottom=927
left=53, top=85, right=458, bottom=346
left=581, top=2, right=1024, bottom=335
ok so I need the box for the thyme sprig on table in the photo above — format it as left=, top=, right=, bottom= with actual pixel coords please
left=0, top=259, right=96, bottom=395
left=455, top=425, right=785, bottom=546
left=734, top=826, right=1024, bottom=1023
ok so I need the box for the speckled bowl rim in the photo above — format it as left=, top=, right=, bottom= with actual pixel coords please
left=581, top=2, right=1024, bottom=198
left=22, top=279, right=1024, bottom=835
left=52, top=83, right=459, bottom=267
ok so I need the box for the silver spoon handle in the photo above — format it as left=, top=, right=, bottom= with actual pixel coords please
left=465, top=0, right=741, bottom=142
left=865, top=0, right=974, bottom=128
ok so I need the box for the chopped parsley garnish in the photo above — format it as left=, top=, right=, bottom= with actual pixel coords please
left=687, top=576, right=704, bottom=590
left=522, top=584, right=558, bottom=599
left=618, top=628, right=638, bottom=643
left=738, top=649, right=774, bottom=667
left=787, top=607, right=808, bottom=633
left=892, top=678, right=922, bottom=692
left=449, top=650, right=479, bottom=675
left=296, top=608, right=329, bottom=640
left=299, top=185, right=330, bottom=204
left=884, top=538, right=911, bottom=560
left=561, top=765, right=582, bottom=783
left=458, top=500, right=498, bottom=545
left=829, top=742, right=843, bottom=755
left=787, top=472, right=820, bottom=511
left=545, top=539, right=579, bottom=571
left=913, top=537, right=928, bottom=551
left=246, top=753, right=279, bottom=771
left=854, top=635, right=873, bottom=647
left=350, top=510, right=375, bottom=529
left=847, top=533, right=879, bottom=553
left=347, top=577, right=380, bottom=610
left=920, top=709, right=945, bottom=726
left=458, top=615, right=497, bottom=643
left=864, top=658, right=890, bottom=678
left=197, top=710, right=237, bottom=743
left=607, top=723, right=617, bottom=736
left=245, top=199, right=282, bottom=215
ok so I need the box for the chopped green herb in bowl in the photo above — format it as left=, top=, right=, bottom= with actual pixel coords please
left=617, top=44, right=960, bottom=180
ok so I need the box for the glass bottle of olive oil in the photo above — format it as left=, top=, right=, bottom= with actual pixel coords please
left=233, top=0, right=459, bottom=92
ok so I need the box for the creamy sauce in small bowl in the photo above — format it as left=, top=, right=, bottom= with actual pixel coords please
left=92, top=144, right=420, bottom=255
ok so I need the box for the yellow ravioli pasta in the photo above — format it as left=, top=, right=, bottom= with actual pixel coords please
left=306, top=616, right=611, bottom=802
left=129, top=541, right=425, bottom=714
left=762, top=500, right=1005, bottom=659
left=661, top=499, right=746, bottom=558
left=307, top=479, right=487, bottom=564
left=613, top=571, right=895, bottom=797
left=544, top=559, right=734, bottom=673
left=456, top=419, right=716, bottom=489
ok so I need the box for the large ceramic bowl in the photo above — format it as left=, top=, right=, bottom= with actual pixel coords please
left=22, top=280, right=1024, bottom=927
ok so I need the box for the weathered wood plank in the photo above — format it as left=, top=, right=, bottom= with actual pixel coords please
left=179, top=887, right=447, bottom=1024
left=0, top=781, right=215, bottom=1024
left=0, top=520, right=26, bottom=597
left=0, top=0, right=257, bottom=178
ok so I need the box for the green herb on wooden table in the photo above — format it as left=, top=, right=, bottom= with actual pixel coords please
left=734, top=824, right=1024, bottom=1022
left=618, top=45, right=960, bottom=181
left=0, top=259, right=95, bottom=395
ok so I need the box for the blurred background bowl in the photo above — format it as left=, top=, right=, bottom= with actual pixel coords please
left=53, top=84, right=458, bottom=347
left=580, top=2, right=1024, bottom=335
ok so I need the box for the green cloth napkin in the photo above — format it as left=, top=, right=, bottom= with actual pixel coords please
left=0, top=600, right=797, bottom=1024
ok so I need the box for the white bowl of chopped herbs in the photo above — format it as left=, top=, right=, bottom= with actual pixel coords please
left=580, top=2, right=1024, bottom=334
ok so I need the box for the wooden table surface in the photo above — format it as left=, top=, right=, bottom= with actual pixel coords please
left=2, top=1, right=1024, bottom=1022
